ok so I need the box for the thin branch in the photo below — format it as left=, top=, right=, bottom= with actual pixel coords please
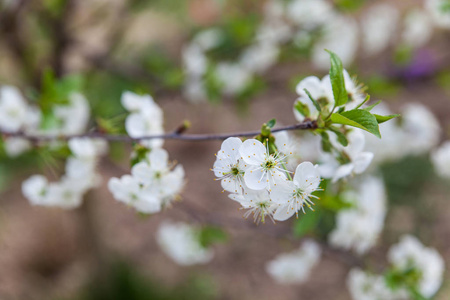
left=0, top=120, right=318, bottom=142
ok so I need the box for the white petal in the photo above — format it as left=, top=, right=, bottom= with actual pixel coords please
left=243, top=167, right=268, bottom=190
left=294, top=162, right=321, bottom=193
left=270, top=182, right=294, bottom=204
left=239, top=139, right=266, bottom=165
left=273, top=203, right=296, bottom=221
left=149, top=148, right=169, bottom=171
left=352, top=152, right=374, bottom=174
left=131, top=162, right=152, bottom=184
left=332, top=164, right=354, bottom=182
left=219, top=137, right=242, bottom=163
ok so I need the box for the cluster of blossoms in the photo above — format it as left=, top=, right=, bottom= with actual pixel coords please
left=108, top=92, right=185, bottom=214
left=348, top=235, right=445, bottom=299
left=22, top=138, right=107, bottom=208
left=156, top=221, right=214, bottom=266
left=212, top=137, right=321, bottom=223
left=0, top=85, right=89, bottom=157
left=182, top=0, right=450, bottom=102
left=265, top=240, right=321, bottom=284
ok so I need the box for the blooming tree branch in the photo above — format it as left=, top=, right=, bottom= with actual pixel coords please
left=0, top=120, right=318, bottom=143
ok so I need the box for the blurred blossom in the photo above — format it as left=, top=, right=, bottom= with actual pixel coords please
left=426, top=0, right=450, bottom=29
left=239, top=42, right=279, bottom=74
left=347, top=269, right=408, bottom=300
left=329, top=176, right=386, bottom=254
left=361, top=4, right=399, bottom=56
left=431, top=141, right=450, bottom=179
left=388, top=235, right=445, bottom=298
left=312, top=16, right=358, bottom=70
left=157, top=221, right=214, bottom=266
left=286, top=0, right=334, bottom=30
left=0, top=86, right=28, bottom=132
left=402, top=9, right=433, bottom=48
left=216, top=62, right=252, bottom=96
left=266, top=240, right=321, bottom=285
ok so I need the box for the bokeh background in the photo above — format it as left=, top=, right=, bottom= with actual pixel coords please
left=0, top=0, right=450, bottom=299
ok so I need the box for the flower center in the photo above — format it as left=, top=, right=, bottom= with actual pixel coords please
left=231, top=167, right=240, bottom=176
left=263, top=157, right=277, bottom=170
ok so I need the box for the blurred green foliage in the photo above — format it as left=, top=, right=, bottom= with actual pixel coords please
left=73, top=261, right=217, bottom=300
left=199, top=225, right=228, bottom=248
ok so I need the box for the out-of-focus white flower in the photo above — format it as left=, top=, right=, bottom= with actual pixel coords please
left=401, top=103, right=440, bottom=155
left=329, top=176, right=386, bottom=254
left=286, top=0, right=334, bottom=30
left=402, top=9, right=433, bottom=48
left=68, top=137, right=108, bottom=159
left=239, top=139, right=287, bottom=190
left=426, top=0, right=450, bottom=29
left=22, top=175, right=49, bottom=205
left=361, top=4, right=399, bottom=56
left=53, top=93, right=90, bottom=135
left=331, top=130, right=374, bottom=182
left=256, top=20, right=292, bottom=45
left=240, top=42, right=279, bottom=74
left=347, top=268, right=407, bottom=300
left=0, top=86, right=28, bottom=132
left=122, top=91, right=164, bottom=149
left=271, top=162, right=321, bottom=221
left=182, top=44, right=208, bottom=77
left=156, top=221, right=214, bottom=266
left=131, top=148, right=185, bottom=206
left=293, top=76, right=334, bottom=122
left=229, top=189, right=276, bottom=224
left=108, top=175, right=162, bottom=214
left=192, top=28, right=223, bottom=51
left=216, top=62, right=252, bottom=96
left=184, top=78, right=207, bottom=103
left=212, top=137, right=246, bottom=194
left=266, top=240, right=321, bottom=284
left=312, top=16, right=359, bottom=70
left=432, top=141, right=450, bottom=179
left=3, top=138, right=31, bottom=157
left=388, top=235, right=445, bottom=298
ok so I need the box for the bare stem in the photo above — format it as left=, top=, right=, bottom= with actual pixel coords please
left=0, top=120, right=318, bottom=143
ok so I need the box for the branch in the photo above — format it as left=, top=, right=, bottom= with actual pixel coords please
left=0, top=120, right=318, bottom=143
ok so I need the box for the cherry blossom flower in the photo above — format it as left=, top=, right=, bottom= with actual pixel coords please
left=239, top=139, right=287, bottom=191
left=0, top=86, right=28, bottom=132
left=270, top=162, right=321, bottom=221
left=212, top=137, right=246, bottom=193
left=156, top=221, right=214, bottom=266
left=347, top=269, right=407, bottom=300
left=266, top=240, right=321, bottom=284
left=431, top=141, right=450, bottom=179
left=388, top=235, right=445, bottom=298
left=229, top=189, right=276, bottom=224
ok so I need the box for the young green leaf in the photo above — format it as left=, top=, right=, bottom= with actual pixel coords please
left=294, top=100, right=311, bottom=118
left=266, top=118, right=276, bottom=128
left=329, top=126, right=349, bottom=147
left=199, top=226, right=228, bottom=248
left=374, top=114, right=400, bottom=124
left=303, top=88, right=321, bottom=112
left=320, top=132, right=333, bottom=152
left=362, top=100, right=382, bottom=112
left=293, top=211, right=320, bottom=237
left=325, top=50, right=347, bottom=107
left=331, top=109, right=381, bottom=138
left=355, top=94, right=371, bottom=109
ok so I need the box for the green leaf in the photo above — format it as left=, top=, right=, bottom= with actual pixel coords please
left=320, top=132, right=333, bottom=152
left=329, top=126, right=348, bottom=147
left=362, top=100, right=381, bottom=112
left=303, top=88, right=321, bottom=112
left=325, top=50, right=347, bottom=107
left=199, top=226, right=228, bottom=248
left=293, top=211, right=320, bottom=237
left=355, top=94, right=371, bottom=109
left=294, top=100, right=311, bottom=118
left=331, top=109, right=381, bottom=138
left=374, top=114, right=400, bottom=124
left=266, top=119, right=276, bottom=128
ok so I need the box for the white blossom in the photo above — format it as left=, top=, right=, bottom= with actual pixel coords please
left=388, top=235, right=445, bottom=298
left=123, top=91, right=164, bottom=149
left=182, top=44, right=208, bottom=77
left=212, top=137, right=246, bottom=193
left=229, top=189, right=276, bottom=224
left=312, top=16, right=359, bottom=70
left=431, top=141, right=450, bottom=179
left=293, top=76, right=333, bottom=122
left=329, top=176, right=386, bottom=254
left=239, top=42, right=279, bottom=74
left=215, top=62, right=252, bottom=96
left=331, top=130, right=374, bottom=182
left=402, top=9, right=433, bottom=48
left=426, top=0, right=450, bottom=29
left=0, top=86, right=28, bottom=132
left=347, top=268, right=407, bottom=300
left=286, top=0, right=334, bottom=30
left=156, top=221, right=214, bottom=266
left=271, top=162, right=321, bottom=221
left=239, top=139, right=287, bottom=191
left=266, top=240, right=321, bottom=284
left=53, top=93, right=90, bottom=135
left=361, top=4, right=399, bottom=56
left=3, top=138, right=32, bottom=157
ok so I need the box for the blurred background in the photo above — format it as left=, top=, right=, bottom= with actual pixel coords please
left=0, top=0, right=450, bottom=299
